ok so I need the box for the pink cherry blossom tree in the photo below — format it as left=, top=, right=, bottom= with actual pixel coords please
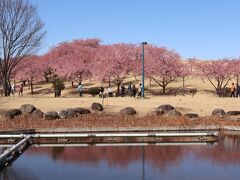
left=145, top=46, right=182, bottom=94
left=231, top=58, right=240, bottom=86
left=187, top=57, right=198, bottom=73
left=95, top=43, right=137, bottom=93
left=131, top=46, right=142, bottom=81
left=44, top=38, right=101, bottom=84
left=14, top=55, right=43, bottom=94
left=179, top=62, right=191, bottom=90
left=195, top=59, right=234, bottom=96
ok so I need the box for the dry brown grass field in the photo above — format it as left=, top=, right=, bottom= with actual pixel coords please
left=0, top=75, right=239, bottom=119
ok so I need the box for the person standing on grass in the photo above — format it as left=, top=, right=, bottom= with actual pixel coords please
left=132, top=84, right=137, bottom=97
left=230, top=83, right=236, bottom=97
left=77, top=83, right=83, bottom=97
left=121, top=84, right=126, bottom=97
left=137, top=83, right=142, bottom=97
left=99, top=86, right=104, bottom=98
left=19, top=84, right=24, bottom=97
left=236, top=83, right=240, bottom=97
left=108, top=86, right=113, bottom=97
left=11, top=83, right=15, bottom=96
left=128, top=83, right=132, bottom=96
left=8, top=83, right=11, bottom=96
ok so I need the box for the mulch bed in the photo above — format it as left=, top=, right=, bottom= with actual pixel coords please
left=0, top=113, right=240, bottom=131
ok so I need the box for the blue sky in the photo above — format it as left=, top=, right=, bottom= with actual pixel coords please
left=30, top=0, right=240, bottom=59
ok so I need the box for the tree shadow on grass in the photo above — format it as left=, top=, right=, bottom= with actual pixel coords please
left=200, top=87, right=231, bottom=97
left=32, top=86, right=43, bottom=90
left=66, top=87, right=99, bottom=97
left=26, top=87, right=54, bottom=95
left=66, top=89, right=78, bottom=96
left=147, top=87, right=198, bottom=97
left=83, top=82, right=95, bottom=87
left=200, top=89, right=216, bottom=95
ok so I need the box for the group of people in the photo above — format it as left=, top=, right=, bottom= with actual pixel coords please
left=107, top=83, right=143, bottom=98
left=76, top=82, right=144, bottom=98
left=230, top=83, right=240, bottom=97
left=6, top=82, right=24, bottom=97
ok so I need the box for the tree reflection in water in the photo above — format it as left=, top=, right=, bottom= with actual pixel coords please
left=26, top=136, right=240, bottom=170
left=2, top=135, right=240, bottom=179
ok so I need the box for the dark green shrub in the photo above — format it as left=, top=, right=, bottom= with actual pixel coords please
left=51, top=75, right=65, bottom=97
left=221, top=87, right=231, bottom=97
left=189, top=88, right=197, bottom=97
left=88, top=87, right=101, bottom=97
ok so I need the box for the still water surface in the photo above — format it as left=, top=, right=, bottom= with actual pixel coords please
left=1, top=136, right=240, bottom=180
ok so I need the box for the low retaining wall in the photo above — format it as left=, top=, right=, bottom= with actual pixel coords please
left=36, top=125, right=235, bottom=133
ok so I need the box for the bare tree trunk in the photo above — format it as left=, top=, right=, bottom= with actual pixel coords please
left=45, top=76, right=49, bottom=83
left=0, top=0, right=46, bottom=96
left=28, top=80, right=31, bottom=89
left=162, top=85, right=166, bottom=95
left=2, top=78, right=8, bottom=96
left=162, top=78, right=166, bottom=95
left=117, top=84, right=120, bottom=95
left=30, top=78, right=33, bottom=95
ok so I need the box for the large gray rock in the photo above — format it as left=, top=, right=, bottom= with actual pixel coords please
left=58, top=109, right=77, bottom=119
left=9, top=109, right=22, bottom=116
left=91, top=102, right=103, bottom=111
left=165, top=110, right=182, bottom=117
left=20, top=104, right=36, bottom=114
left=73, top=108, right=91, bottom=115
left=66, top=108, right=77, bottom=118
left=10, top=109, right=22, bottom=116
left=158, top=104, right=174, bottom=113
left=212, top=109, right=226, bottom=117
left=184, top=113, right=199, bottom=119
left=58, top=110, right=68, bottom=119
left=151, top=109, right=164, bottom=116
left=58, top=109, right=76, bottom=119
left=44, top=111, right=59, bottom=120
left=227, top=111, right=240, bottom=116
left=32, top=109, right=44, bottom=120
left=4, top=111, right=14, bottom=120
left=3, top=109, right=22, bottom=120
left=120, top=107, right=136, bottom=115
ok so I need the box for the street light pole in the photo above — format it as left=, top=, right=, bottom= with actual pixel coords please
left=141, top=42, right=147, bottom=98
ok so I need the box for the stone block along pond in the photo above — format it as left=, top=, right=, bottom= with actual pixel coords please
left=1, top=135, right=240, bottom=180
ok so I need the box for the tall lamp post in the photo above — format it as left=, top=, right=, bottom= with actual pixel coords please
left=141, top=42, right=147, bottom=98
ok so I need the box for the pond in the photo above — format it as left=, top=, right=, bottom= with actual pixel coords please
left=1, top=136, right=240, bottom=180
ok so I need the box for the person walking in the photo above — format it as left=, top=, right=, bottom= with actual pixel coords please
left=127, top=83, right=132, bottom=96
left=77, top=83, right=83, bottom=97
left=137, top=83, right=142, bottom=97
left=236, top=83, right=240, bottom=97
left=99, top=86, right=104, bottom=98
left=11, top=83, right=15, bottom=96
left=230, top=83, right=236, bottom=97
left=18, top=84, right=24, bottom=97
left=8, top=83, right=11, bottom=96
left=121, top=84, right=126, bottom=97
left=132, top=84, right=137, bottom=97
